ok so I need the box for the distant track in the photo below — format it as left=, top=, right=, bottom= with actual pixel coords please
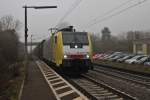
left=93, top=63, right=150, bottom=76
left=66, top=74, right=137, bottom=100
left=93, top=65, right=150, bottom=89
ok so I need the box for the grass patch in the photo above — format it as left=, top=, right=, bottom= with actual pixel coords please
left=0, top=62, right=25, bottom=100
left=94, top=60, right=150, bottom=74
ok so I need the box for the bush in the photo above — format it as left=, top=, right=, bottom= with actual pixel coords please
left=0, top=30, right=19, bottom=87
left=0, top=30, right=18, bottom=63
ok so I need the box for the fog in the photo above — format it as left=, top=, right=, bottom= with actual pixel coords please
left=0, top=0, right=150, bottom=42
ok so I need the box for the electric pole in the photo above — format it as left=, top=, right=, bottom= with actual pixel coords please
left=30, top=35, right=32, bottom=54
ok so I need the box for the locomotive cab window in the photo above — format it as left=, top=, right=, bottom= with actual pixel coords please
left=62, top=32, right=89, bottom=45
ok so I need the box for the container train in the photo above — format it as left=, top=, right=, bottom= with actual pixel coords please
left=34, top=26, right=93, bottom=74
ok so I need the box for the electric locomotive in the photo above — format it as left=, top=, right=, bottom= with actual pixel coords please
left=40, top=26, right=93, bottom=74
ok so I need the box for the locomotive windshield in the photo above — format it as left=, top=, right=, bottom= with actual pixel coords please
left=62, top=32, right=89, bottom=45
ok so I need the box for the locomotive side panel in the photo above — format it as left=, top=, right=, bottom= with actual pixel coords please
left=54, top=32, right=64, bottom=66
left=43, top=37, right=54, bottom=62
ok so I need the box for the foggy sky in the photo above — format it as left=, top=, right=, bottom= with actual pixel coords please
left=0, top=0, right=150, bottom=42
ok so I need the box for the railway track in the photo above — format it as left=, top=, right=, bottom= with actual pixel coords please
left=36, top=60, right=148, bottom=99
left=94, top=65, right=150, bottom=89
left=67, top=74, right=136, bottom=100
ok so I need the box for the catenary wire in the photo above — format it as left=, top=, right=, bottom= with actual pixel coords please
left=55, top=0, right=82, bottom=28
left=82, top=0, right=135, bottom=28
left=84, top=0, right=148, bottom=29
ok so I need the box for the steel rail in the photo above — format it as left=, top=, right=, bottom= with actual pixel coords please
left=94, top=64, right=150, bottom=80
left=81, top=74, right=137, bottom=100
left=65, top=74, right=137, bottom=100
left=94, top=66, right=150, bottom=88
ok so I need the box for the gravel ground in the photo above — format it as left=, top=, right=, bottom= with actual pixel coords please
left=87, top=71, right=150, bottom=100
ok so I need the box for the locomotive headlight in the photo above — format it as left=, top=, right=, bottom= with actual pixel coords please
left=64, top=55, right=67, bottom=58
left=75, top=45, right=78, bottom=48
left=86, top=55, right=90, bottom=58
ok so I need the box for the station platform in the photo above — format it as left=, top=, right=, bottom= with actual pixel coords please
left=21, top=61, right=56, bottom=100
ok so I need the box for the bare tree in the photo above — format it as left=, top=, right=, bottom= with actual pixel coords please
left=0, top=22, right=2, bottom=31
left=0, top=15, right=21, bottom=31
left=91, top=34, right=101, bottom=53
left=0, top=15, right=21, bottom=85
left=101, top=27, right=111, bottom=41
